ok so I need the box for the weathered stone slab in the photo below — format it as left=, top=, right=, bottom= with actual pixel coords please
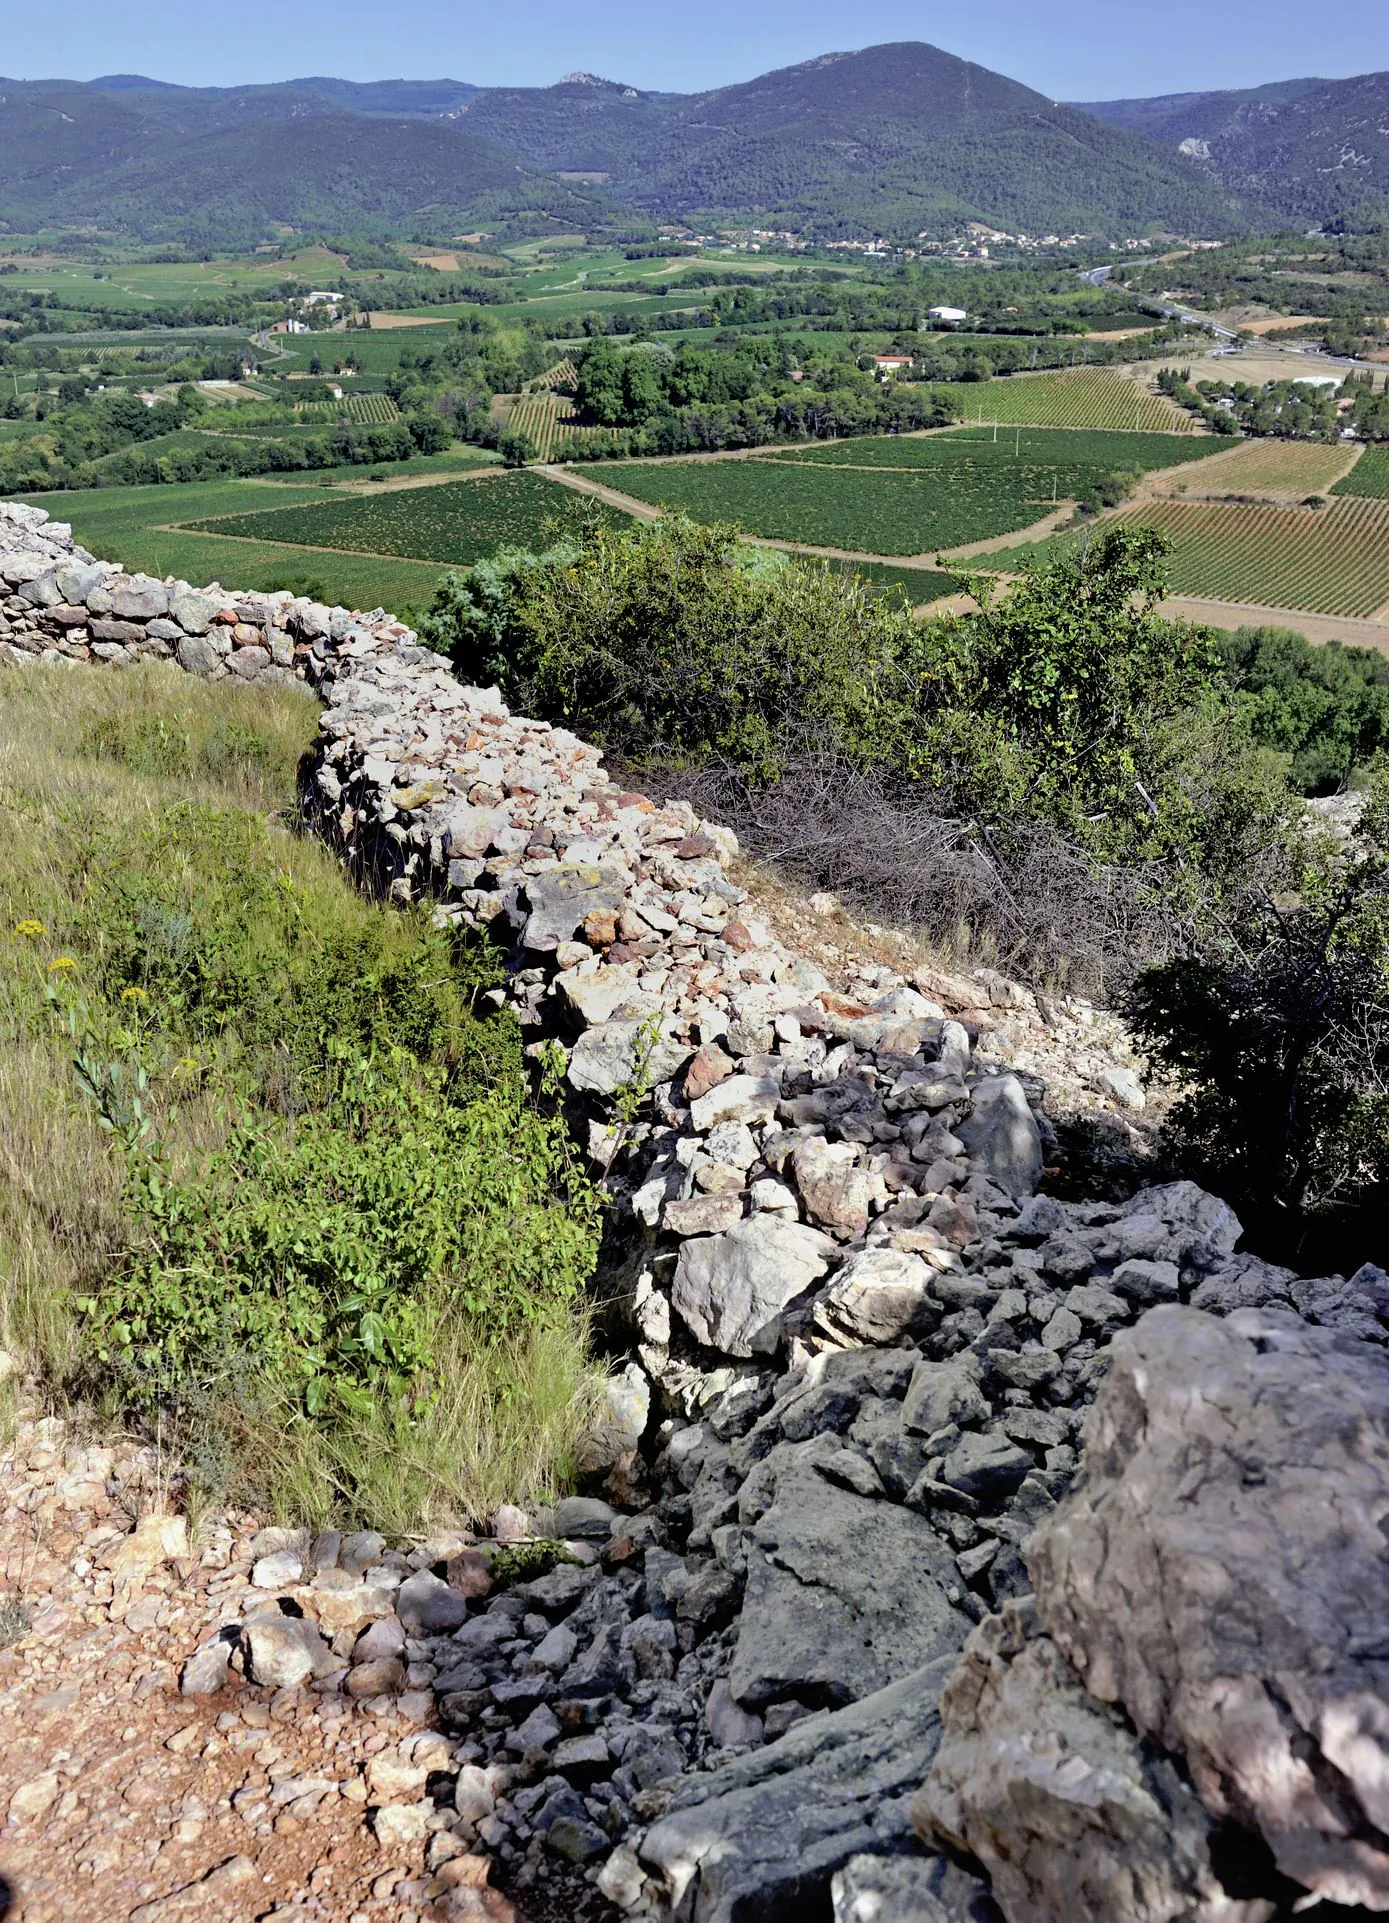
left=638, top=1656, right=961, bottom=1923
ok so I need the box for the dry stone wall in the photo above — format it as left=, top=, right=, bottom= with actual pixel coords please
left=5, top=497, right=1389, bottom=1923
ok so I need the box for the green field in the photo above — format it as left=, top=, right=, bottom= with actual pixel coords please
left=582, top=432, right=1205, bottom=558
left=0, top=246, right=356, bottom=310
left=816, top=557, right=958, bottom=607
left=775, top=427, right=1217, bottom=474
left=924, top=367, right=1197, bottom=433
left=190, top=470, right=631, bottom=564
left=22, top=478, right=458, bottom=615
left=271, top=325, right=457, bottom=376
left=1332, top=445, right=1389, bottom=499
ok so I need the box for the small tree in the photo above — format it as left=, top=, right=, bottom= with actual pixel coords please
left=498, top=429, right=538, bottom=468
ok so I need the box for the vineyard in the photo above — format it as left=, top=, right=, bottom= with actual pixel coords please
left=1153, top=437, right=1360, bottom=500
left=188, top=471, right=630, bottom=564
left=497, top=377, right=614, bottom=461
left=771, top=427, right=1217, bottom=476
left=814, top=557, right=957, bottom=608
left=588, top=434, right=1211, bottom=557
left=924, top=367, right=1197, bottom=434
left=532, top=358, right=579, bottom=392
left=294, top=393, right=400, bottom=425
left=1098, top=496, right=1389, bottom=617
left=1332, top=445, right=1389, bottom=500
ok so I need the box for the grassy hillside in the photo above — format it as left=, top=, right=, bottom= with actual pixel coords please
left=0, top=663, right=601, bottom=1527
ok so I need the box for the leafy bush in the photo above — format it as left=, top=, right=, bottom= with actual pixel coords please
left=421, top=516, right=1301, bottom=987
left=423, top=515, right=904, bottom=784
left=1125, top=777, right=1389, bottom=1223
left=83, top=1038, right=597, bottom=1418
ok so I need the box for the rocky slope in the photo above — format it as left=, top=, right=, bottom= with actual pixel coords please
left=2, top=499, right=1387, bottom=1923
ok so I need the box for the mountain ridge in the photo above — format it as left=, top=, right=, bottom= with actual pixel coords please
left=1078, top=71, right=1389, bottom=220
left=3, top=45, right=1383, bottom=244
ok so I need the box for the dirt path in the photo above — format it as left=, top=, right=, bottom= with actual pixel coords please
left=0, top=1409, right=515, bottom=1923
left=1158, top=595, right=1389, bottom=654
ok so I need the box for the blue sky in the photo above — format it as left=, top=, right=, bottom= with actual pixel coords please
left=8, top=0, right=1386, bottom=99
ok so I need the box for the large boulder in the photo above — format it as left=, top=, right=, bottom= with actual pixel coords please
left=1027, top=1303, right=1389, bottom=1911
left=638, top=1655, right=969, bottom=1923
left=671, top=1217, right=836, bottom=1357
left=729, top=1441, right=968, bottom=1709
left=814, top=1246, right=937, bottom=1345
left=917, top=1599, right=1261, bottom=1923
left=956, top=1076, right=1042, bottom=1200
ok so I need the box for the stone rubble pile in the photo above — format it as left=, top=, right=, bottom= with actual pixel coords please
left=4, top=497, right=1388, bottom=1923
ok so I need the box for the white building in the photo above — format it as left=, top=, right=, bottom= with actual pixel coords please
left=926, top=305, right=968, bottom=323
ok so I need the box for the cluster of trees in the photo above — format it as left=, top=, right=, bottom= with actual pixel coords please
left=0, top=384, right=449, bottom=493
left=1156, top=366, right=1353, bottom=440
left=420, top=514, right=1389, bottom=1252
left=533, top=335, right=954, bottom=456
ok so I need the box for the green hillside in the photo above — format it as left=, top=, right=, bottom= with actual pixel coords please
left=0, top=46, right=1253, bottom=247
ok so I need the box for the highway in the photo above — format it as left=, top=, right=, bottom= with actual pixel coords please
left=1078, top=261, right=1377, bottom=371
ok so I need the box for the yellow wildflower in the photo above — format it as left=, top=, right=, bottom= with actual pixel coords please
left=13, top=919, right=44, bottom=939
left=120, top=986, right=148, bottom=1004
left=47, top=956, right=77, bottom=971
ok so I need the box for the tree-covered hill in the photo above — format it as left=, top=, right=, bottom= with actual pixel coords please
left=0, top=44, right=1325, bottom=245
left=462, top=44, right=1252, bottom=237
left=1079, top=70, right=1389, bottom=223
left=0, top=84, right=612, bottom=248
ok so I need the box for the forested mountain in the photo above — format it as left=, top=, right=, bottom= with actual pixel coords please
left=0, top=80, right=607, bottom=247
left=459, top=45, right=1249, bottom=236
left=1076, top=78, right=1326, bottom=144
left=1079, top=72, right=1389, bottom=222
left=0, top=44, right=1367, bottom=245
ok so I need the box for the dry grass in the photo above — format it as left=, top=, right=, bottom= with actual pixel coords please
left=1155, top=438, right=1360, bottom=502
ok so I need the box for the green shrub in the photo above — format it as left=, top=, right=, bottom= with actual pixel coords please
left=421, top=517, right=1303, bottom=979
left=903, top=528, right=1295, bottom=874
left=422, top=514, right=906, bottom=784
left=82, top=1038, right=598, bottom=1418
left=1125, top=775, right=1389, bottom=1218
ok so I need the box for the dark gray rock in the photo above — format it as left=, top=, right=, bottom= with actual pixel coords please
left=395, top=1570, right=469, bottom=1636
left=956, top=1077, right=1042, bottom=1200
left=902, top=1356, right=990, bottom=1437
left=939, top=1433, right=1032, bottom=1503
left=638, top=1655, right=960, bottom=1923
left=729, top=1444, right=967, bottom=1709
left=553, top=1496, right=617, bottom=1540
